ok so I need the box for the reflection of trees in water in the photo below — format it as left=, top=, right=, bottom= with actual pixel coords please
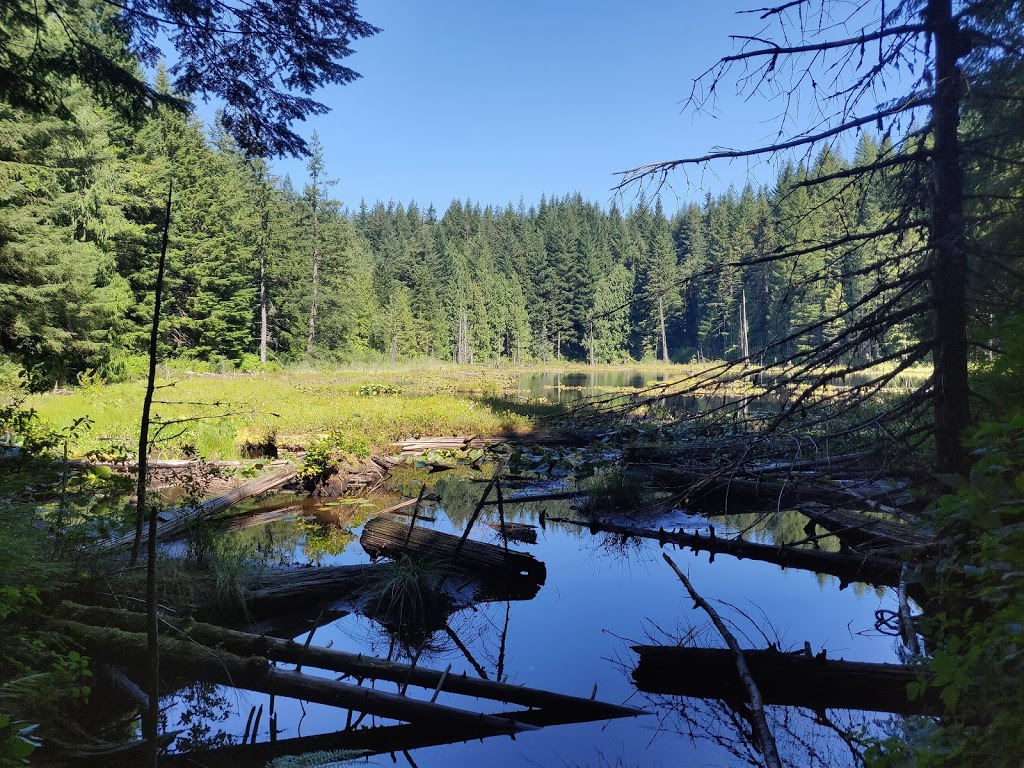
left=634, top=600, right=894, bottom=768
left=227, top=518, right=306, bottom=565
left=643, top=694, right=885, bottom=768
left=716, top=510, right=841, bottom=552
left=166, top=682, right=236, bottom=752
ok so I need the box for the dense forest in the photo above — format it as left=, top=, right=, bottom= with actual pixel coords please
left=2, top=73, right=925, bottom=385
left=4, top=0, right=1024, bottom=766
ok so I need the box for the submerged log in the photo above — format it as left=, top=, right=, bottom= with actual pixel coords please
left=248, top=556, right=542, bottom=618
left=63, top=604, right=640, bottom=723
left=548, top=516, right=906, bottom=591
left=56, top=620, right=533, bottom=734
left=101, top=466, right=296, bottom=552
left=360, top=516, right=547, bottom=583
left=632, top=645, right=940, bottom=715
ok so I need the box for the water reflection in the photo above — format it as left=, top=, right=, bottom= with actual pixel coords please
left=158, top=472, right=907, bottom=768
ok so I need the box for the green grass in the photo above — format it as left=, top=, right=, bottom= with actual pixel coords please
left=18, top=366, right=561, bottom=460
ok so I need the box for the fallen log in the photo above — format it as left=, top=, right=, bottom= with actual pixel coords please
left=101, top=466, right=296, bottom=552
left=360, top=516, right=547, bottom=583
left=798, top=503, right=932, bottom=552
left=247, top=564, right=381, bottom=613
left=482, top=490, right=581, bottom=505
left=547, top=516, right=907, bottom=591
left=158, top=703, right=645, bottom=768
left=632, top=645, right=940, bottom=715
left=393, top=432, right=580, bottom=455
left=63, top=604, right=641, bottom=723
left=55, top=620, right=533, bottom=735
left=648, top=466, right=908, bottom=512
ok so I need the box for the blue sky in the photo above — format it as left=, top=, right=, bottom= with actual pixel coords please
left=262, top=1, right=806, bottom=211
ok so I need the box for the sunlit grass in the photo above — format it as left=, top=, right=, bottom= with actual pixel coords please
left=17, top=358, right=914, bottom=461
left=21, top=367, right=561, bottom=460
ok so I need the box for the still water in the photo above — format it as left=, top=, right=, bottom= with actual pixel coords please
left=165, top=484, right=906, bottom=767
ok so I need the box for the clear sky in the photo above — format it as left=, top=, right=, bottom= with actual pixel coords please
left=264, top=1, right=797, bottom=212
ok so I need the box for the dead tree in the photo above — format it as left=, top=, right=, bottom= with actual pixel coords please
left=613, top=0, right=1024, bottom=475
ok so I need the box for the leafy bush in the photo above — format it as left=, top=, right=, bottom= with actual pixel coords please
left=0, top=714, right=40, bottom=766
left=871, top=416, right=1024, bottom=767
left=0, top=403, right=59, bottom=457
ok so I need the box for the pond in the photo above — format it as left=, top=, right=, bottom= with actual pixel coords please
left=162, top=475, right=909, bottom=768
left=506, top=369, right=674, bottom=403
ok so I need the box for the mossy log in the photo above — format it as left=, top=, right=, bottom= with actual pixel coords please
left=54, top=619, right=533, bottom=734
left=101, top=466, right=296, bottom=551
left=548, top=516, right=907, bottom=591
left=632, top=645, right=940, bottom=715
left=63, top=604, right=641, bottom=723
left=360, top=516, right=547, bottom=583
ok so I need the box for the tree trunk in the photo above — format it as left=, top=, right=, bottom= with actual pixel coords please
left=258, top=244, right=268, bottom=365
left=658, top=296, right=669, bottom=363
left=135, top=181, right=172, bottom=768
left=740, top=288, right=750, bottom=361
left=305, top=244, right=319, bottom=356
left=928, top=0, right=970, bottom=474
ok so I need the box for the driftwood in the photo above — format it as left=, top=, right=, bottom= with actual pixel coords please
left=360, top=516, right=547, bottom=582
left=63, top=605, right=640, bottom=724
left=308, top=455, right=400, bottom=497
left=547, top=516, right=907, bottom=591
left=632, top=645, right=939, bottom=715
left=663, top=555, right=782, bottom=768
left=101, top=466, right=296, bottom=551
left=55, top=620, right=533, bottom=735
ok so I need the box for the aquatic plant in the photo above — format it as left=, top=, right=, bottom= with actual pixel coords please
left=578, top=469, right=651, bottom=517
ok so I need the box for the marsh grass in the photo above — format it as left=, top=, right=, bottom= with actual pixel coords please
left=578, top=469, right=653, bottom=517
left=359, top=555, right=458, bottom=644
left=21, top=367, right=559, bottom=460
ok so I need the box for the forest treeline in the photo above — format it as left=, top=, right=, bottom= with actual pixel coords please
left=2, top=68, right=920, bottom=387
